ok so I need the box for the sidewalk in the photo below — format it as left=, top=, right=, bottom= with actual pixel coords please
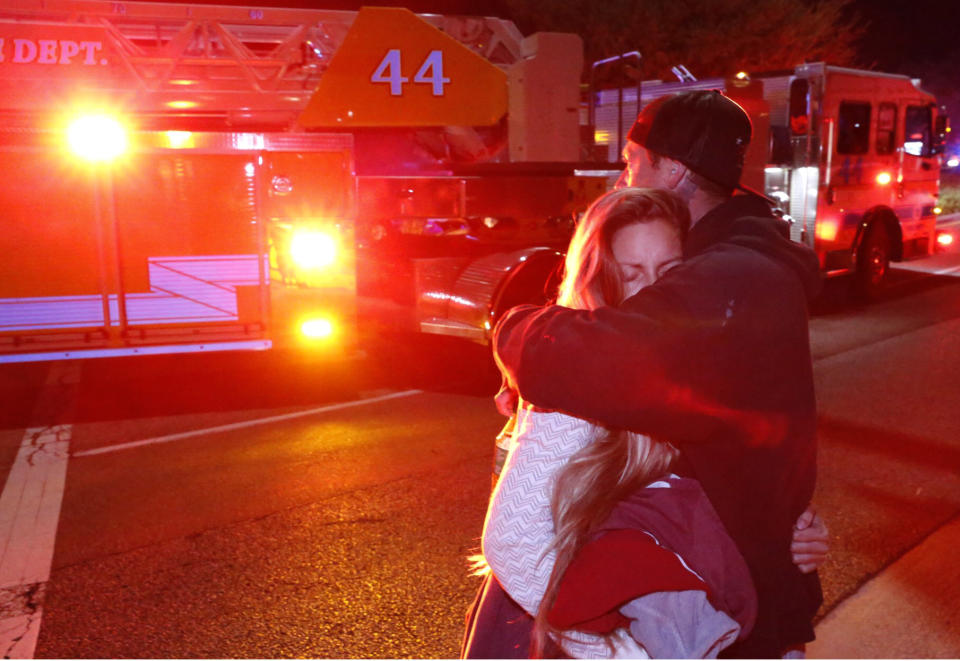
left=808, top=514, right=960, bottom=658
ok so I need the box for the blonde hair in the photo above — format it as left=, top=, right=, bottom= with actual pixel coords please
left=533, top=188, right=689, bottom=656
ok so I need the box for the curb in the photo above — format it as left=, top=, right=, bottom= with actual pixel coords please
left=808, top=514, right=960, bottom=658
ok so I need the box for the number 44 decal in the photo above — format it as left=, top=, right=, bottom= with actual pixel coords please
left=371, top=49, right=450, bottom=96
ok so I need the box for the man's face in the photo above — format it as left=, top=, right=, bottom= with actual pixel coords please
left=615, top=141, right=669, bottom=189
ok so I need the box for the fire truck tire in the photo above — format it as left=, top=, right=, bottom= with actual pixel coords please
left=854, top=221, right=891, bottom=301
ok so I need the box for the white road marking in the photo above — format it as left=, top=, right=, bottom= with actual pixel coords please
left=73, top=389, right=424, bottom=458
left=0, top=425, right=71, bottom=659
left=933, top=264, right=960, bottom=275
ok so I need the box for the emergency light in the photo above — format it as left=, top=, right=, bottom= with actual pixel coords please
left=300, top=318, right=334, bottom=339
left=290, top=228, right=337, bottom=269
left=164, top=131, right=194, bottom=149
left=66, top=114, right=127, bottom=162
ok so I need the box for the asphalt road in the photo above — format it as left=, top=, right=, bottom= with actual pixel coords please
left=2, top=253, right=959, bottom=658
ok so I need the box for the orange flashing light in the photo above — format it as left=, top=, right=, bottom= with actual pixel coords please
left=876, top=172, right=892, bottom=185
left=290, top=229, right=337, bottom=269
left=164, top=130, right=194, bottom=149
left=815, top=220, right=839, bottom=242
left=301, top=318, right=334, bottom=339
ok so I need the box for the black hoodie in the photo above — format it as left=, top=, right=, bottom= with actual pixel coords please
left=493, top=194, right=823, bottom=658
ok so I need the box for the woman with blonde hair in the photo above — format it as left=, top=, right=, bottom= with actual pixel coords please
left=461, top=187, right=757, bottom=659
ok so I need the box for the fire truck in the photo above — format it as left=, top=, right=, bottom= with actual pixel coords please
left=0, top=0, right=606, bottom=363
left=593, top=63, right=950, bottom=298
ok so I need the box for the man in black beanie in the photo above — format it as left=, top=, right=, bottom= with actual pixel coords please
left=493, top=90, right=827, bottom=658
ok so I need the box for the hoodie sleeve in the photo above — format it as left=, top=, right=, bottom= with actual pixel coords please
left=493, top=245, right=808, bottom=445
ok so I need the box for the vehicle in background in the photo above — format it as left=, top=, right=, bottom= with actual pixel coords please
left=592, top=63, right=951, bottom=299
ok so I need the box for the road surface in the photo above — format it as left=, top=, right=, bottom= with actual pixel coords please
left=1, top=252, right=958, bottom=658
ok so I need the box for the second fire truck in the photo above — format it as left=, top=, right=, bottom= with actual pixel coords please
left=593, top=63, right=950, bottom=299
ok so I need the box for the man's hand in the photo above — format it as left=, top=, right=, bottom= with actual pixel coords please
left=791, top=505, right=828, bottom=573
left=495, top=382, right=518, bottom=417
left=495, top=378, right=519, bottom=417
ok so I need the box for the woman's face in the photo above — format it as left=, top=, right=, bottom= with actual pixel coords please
left=611, top=219, right=683, bottom=300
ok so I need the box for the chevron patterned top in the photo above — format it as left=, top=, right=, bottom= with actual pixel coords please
left=482, top=405, right=651, bottom=657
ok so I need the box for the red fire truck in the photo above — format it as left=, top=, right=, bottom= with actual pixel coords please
left=592, top=63, right=950, bottom=298
left=0, top=0, right=606, bottom=363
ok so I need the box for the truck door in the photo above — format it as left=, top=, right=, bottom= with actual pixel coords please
left=110, top=145, right=268, bottom=347
left=0, top=140, right=106, bottom=356
left=898, top=102, right=939, bottom=254
left=821, top=99, right=875, bottom=256
left=260, top=147, right=357, bottom=349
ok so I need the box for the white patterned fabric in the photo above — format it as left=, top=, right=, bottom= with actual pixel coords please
left=482, top=404, right=639, bottom=658
left=483, top=405, right=596, bottom=614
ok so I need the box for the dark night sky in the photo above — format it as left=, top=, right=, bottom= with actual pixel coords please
left=848, top=0, right=959, bottom=69
left=192, top=0, right=959, bottom=72
left=848, top=0, right=960, bottom=144
left=181, top=0, right=957, bottom=63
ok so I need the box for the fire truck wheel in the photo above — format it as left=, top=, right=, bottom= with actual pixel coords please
left=854, top=221, right=890, bottom=301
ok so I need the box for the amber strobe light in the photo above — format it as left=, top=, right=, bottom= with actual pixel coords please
left=301, top=318, right=334, bottom=338
left=290, top=228, right=337, bottom=269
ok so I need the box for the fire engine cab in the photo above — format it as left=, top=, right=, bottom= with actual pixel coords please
left=593, top=63, right=950, bottom=298
left=0, top=0, right=605, bottom=363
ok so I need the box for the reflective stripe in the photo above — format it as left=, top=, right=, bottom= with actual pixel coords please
left=0, top=339, right=271, bottom=363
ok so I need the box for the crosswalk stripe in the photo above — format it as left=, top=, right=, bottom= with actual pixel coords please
left=0, top=425, right=71, bottom=659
